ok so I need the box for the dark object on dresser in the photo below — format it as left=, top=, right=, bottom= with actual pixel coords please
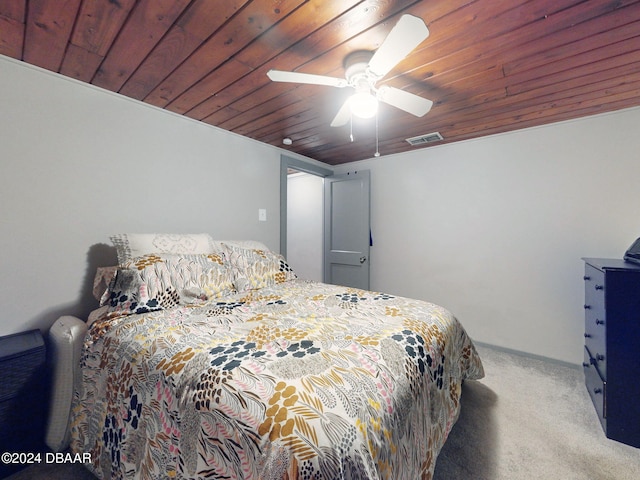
left=582, top=258, right=640, bottom=448
left=623, top=237, right=640, bottom=265
left=0, top=329, right=47, bottom=478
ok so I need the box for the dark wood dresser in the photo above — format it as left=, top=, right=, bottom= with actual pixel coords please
left=582, top=258, right=640, bottom=448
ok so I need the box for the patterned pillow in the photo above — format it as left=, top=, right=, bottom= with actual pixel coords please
left=111, top=233, right=216, bottom=265
left=211, top=240, right=271, bottom=253
left=104, top=253, right=236, bottom=316
left=105, top=267, right=165, bottom=317
left=223, top=244, right=296, bottom=292
left=93, top=266, right=118, bottom=302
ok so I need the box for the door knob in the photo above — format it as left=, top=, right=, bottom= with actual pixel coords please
left=360, top=256, right=367, bottom=264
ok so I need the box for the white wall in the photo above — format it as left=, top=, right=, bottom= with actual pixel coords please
left=334, top=106, right=640, bottom=364
left=287, top=172, right=324, bottom=281
left=0, top=56, right=290, bottom=336
left=4, top=54, right=640, bottom=365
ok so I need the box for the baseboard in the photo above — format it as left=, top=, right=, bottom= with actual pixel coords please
left=473, top=341, right=581, bottom=371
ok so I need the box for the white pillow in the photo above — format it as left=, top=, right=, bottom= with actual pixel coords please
left=211, top=240, right=271, bottom=253
left=46, top=316, right=87, bottom=452
left=111, top=233, right=216, bottom=265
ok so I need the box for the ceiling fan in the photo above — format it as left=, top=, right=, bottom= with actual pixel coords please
left=266, top=14, right=433, bottom=127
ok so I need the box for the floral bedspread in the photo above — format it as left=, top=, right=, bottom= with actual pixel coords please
left=71, top=279, right=484, bottom=479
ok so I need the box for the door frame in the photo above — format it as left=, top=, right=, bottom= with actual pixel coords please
left=279, top=155, right=333, bottom=259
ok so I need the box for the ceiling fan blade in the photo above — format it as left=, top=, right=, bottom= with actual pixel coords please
left=367, top=14, right=429, bottom=78
left=267, top=70, right=347, bottom=88
left=377, top=85, right=433, bottom=117
left=330, top=99, right=352, bottom=127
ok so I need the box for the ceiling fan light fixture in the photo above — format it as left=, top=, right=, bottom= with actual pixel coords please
left=267, top=14, right=432, bottom=129
left=349, top=92, right=378, bottom=118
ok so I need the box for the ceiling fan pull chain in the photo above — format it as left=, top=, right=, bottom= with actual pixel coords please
left=350, top=115, right=354, bottom=142
left=374, top=112, right=380, bottom=157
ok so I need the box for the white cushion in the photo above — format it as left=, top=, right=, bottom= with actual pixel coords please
left=45, top=316, right=87, bottom=452
left=213, top=240, right=271, bottom=252
left=111, top=233, right=216, bottom=265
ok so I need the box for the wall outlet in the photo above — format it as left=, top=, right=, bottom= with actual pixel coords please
left=258, top=208, right=267, bottom=222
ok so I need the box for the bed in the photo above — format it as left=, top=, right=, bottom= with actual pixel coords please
left=56, top=234, right=483, bottom=479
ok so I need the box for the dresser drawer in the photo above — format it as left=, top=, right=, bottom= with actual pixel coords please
left=584, top=265, right=607, bottom=377
left=584, top=264, right=605, bottom=312
left=584, top=346, right=606, bottom=429
left=584, top=316, right=606, bottom=377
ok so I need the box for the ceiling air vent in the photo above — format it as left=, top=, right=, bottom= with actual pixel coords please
left=405, top=132, right=443, bottom=146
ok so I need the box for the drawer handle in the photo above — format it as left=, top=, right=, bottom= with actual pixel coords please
left=584, top=333, right=591, bottom=338
left=582, top=362, right=590, bottom=368
left=596, top=319, right=605, bottom=325
left=596, top=354, right=605, bottom=361
left=594, top=387, right=603, bottom=395
left=583, top=275, right=591, bottom=281
left=584, top=304, right=591, bottom=310
left=594, top=284, right=604, bottom=290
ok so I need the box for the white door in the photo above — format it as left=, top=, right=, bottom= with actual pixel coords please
left=324, top=170, right=371, bottom=289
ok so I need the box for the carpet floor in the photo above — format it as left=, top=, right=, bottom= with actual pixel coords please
left=434, top=344, right=640, bottom=479
left=4, top=344, right=639, bottom=479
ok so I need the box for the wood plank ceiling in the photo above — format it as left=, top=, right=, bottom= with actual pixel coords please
left=1, top=0, right=640, bottom=165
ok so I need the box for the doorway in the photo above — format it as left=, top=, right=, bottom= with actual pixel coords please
left=286, top=170, right=323, bottom=281
left=279, top=155, right=332, bottom=281
left=280, top=155, right=371, bottom=289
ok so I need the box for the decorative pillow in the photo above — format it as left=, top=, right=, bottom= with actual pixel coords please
left=211, top=240, right=271, bottom=253
left=105, top=267, right=165, bottom=317
left=110, top=233, right=216, bottom=265
left=223, top=243, right=296, bottom=292
left=104, top=252, right=236, bottom=316
left=93, top=266, right=118, bottom=302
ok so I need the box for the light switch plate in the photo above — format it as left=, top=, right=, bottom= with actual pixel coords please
left=258, top=209, right=267, bottom=221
